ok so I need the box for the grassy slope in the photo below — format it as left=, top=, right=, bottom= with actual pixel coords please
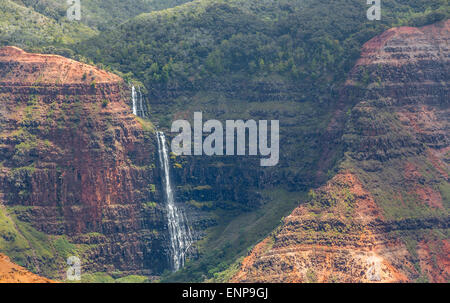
left=1, top=0, right=194, bottom=48
left=0, top=204, right=87, bottom=278
left=160, top=189, right=307, bottom=282
left=0, top=204, right=151, bottom=282
left=10, top=0, right=194, bottom=30
left=0, top=0, right=96, bottom=47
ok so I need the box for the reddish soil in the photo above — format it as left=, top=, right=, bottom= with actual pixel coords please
left=0, top=254, right=54, bottom=283
left=0, top=46, right=121, bottom=84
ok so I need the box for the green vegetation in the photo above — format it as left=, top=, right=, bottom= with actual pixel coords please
left=144, top=201, right=157, bottom=208
left=76, top=0, right=448, bottom=105
left=188, top=200, right=214, bottom=210
left=1, top=0, right=196, bottom=54
left=162, top=189, right=307, bottom=282
left=78, top=272, right=150, bottom=283
left=343, top=110, right=450, bottom=220
left=0, top=206, right=93, bottom=278
left=207, top=256, right=244, bottom=282
left=79, top=272, right=116, bottom=283
left=0, top=0, right=448, bottom=283
left=306, top=269, right=318, bottom=283
left=135, top=116, right=155, bottom=132
left=115, top=275, right=150, bottom=283
left=148, top=183, right=156, bottom=192
left=10, top=0, right=194, bottom=31
left=0, top=0, right=96, bottom=47
left=439, top=182, right=450, bottom=209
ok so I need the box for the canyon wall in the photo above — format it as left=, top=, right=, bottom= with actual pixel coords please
left=0, top=46, right=171, bottom=278
left=232, top=20, right=449, bottom=283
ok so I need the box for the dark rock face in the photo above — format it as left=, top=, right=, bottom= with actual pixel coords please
left=0, top=47, right=171, bottom=277
left=344, top=21, right=449, bottom=162
left=232, top=20, right=450, bottom=283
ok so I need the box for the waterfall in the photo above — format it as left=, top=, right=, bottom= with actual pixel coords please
left=131, top=85, right=138, bottom=116
left=156, top=132, right=192, bottom=271
left=131, top=85, right=146, bottom=118
left=138, top=86, right=145, bottom=118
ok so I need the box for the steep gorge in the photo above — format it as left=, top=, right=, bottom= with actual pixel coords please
left=231, top=20, right=449, bottom=283
left=0, top=14, right=448, bottom=283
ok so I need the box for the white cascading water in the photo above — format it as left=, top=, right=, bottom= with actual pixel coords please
left=131, top=85, right=138, bottom=116
left=156, top=131, right=192, bottom=271
left=138, top=86, right=145, bottom=118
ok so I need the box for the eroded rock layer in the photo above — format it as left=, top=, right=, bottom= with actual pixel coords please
left=232, top=20, right=449, bottom=283
left=0, top=46, right=170, bottom=278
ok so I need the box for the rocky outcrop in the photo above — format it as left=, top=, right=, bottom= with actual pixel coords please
left=0, top=47, right=172, bottom=278
left=232, top=20, right=449, bottom=283
left=232, top=173, right=412, bottom=282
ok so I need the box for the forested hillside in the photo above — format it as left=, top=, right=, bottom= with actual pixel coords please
left=0, top=0, right=96, bottom=46
left=0, top=0, right=194, bottom=47
left=77, top=0, right=448, bottom=99
left=71, top=0, right=449, bottom=282
left=11, top=0, right=194, bottom=30
left=0, top=0, right=448, bottom=283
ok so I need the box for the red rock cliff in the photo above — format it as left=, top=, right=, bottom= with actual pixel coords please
left=0, top=47, right=170, bottom=279
left=232, top=20, right=449, bottom=283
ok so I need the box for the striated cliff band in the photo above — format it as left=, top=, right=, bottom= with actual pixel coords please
left=0, top=46, right=175, bottom=280
left=0, top=17, right=448, bottom=283
left=232, top=20, right=449, bottom=283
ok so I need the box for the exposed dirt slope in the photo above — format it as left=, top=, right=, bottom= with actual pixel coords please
left=0, top=46, right=121, bottom=84
left=0, top=253, right=53, bottom=283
